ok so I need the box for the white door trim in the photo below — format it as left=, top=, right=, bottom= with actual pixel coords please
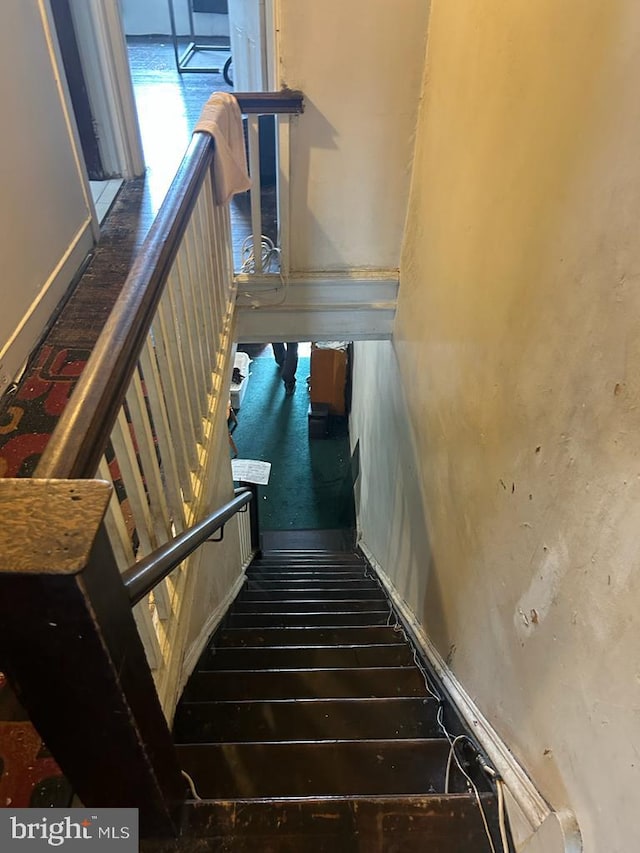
left=264, top=0, right=279, bottom=90
left=68, top=0, right=145, bottom=179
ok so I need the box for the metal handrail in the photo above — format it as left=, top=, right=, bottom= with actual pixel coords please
left=122, top=487, right=253, bottom=605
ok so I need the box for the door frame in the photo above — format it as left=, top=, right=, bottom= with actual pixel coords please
left=68, top=0, right=145, bottom=180
left=264, top=0, right=279, bottom=89
left=50, top=0, right=104, bottom=180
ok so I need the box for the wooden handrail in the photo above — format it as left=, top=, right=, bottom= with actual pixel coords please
left=123, top=488, right=253, bottom=605
left=35, top=133, right=214, bottom=480
left=234, top=89, right=304, bottom=114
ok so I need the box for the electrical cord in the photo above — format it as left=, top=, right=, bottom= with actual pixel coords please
left=181, top=553, right=509, bottom=849
left=181, top=769, right=202, bottom=801
left=366, top=568, right=509, bottom=853
left=237, top=234, right=290, bottom=309
left=239, top=234, right=280, bottom=274
left=497, top=779, right=511, bottom=852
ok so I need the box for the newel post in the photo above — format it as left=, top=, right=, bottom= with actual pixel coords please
left=0, top=479, right=185, bottom=836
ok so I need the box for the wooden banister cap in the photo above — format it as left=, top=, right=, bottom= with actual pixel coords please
left=0, top=479, right=112, bottom=574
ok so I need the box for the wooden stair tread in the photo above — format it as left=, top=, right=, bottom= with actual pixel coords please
left=198, top=644, right=413, bottom=670
left=173, top=696, right=441, bottom=742
left=141, top=795, right=499, bottom=852
left=168, top=547, right=507, bottom=852
left=238, top=589, right=386, bottom=601
left=176, top=739, right=483, bottom=798
left=226, top=611, right=391, bottom=628
left=183, top=666, right=430, bottom=701
left=232, top=599, right=388, bottom=613
left=215, top=626, right=405, bottom=646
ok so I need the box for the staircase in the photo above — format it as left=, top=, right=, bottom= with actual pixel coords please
left=154, top=548, right=508, bottom=851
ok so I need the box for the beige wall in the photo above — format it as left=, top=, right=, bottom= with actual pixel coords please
left=352, top=2, right=640, bottom=851
left=277, top=0, right=430, bottom=273
left=182, top=409, right=243, bottom=659
left=174, top=356, right=246, bottom=714
left=0, top=0, right=95, bottom=395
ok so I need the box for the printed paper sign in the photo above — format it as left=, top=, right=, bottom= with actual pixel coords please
left=231, top=459, right=271, bottom=485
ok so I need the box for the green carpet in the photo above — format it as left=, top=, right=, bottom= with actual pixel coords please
left=232, top=355, right=355, bottom=531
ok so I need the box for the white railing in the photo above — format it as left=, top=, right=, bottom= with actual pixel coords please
left=0, top=96, right=304, bottom=823
left=96, top=169, right=238, bottom=712
left=29, top=92, right=306, bottom=717
left=34, top=133, right=253, bottom=718
left=233, top=91, right=303, bottom=278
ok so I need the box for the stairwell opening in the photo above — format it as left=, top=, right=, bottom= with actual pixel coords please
left=229, top=341, right=356, bottom=546
left=167, top=547, right=512, bottom=851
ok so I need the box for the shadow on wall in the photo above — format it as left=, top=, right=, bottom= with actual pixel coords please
left=351, top=340, right=454, bottom=656
left=287, top=96, right=351, bottom=271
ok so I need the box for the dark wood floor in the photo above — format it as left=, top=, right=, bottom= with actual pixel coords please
left=127, top=37, right=234, bottom=215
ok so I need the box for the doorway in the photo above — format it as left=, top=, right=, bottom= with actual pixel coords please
left=50, top=0, right=144, bottom=221
left=231, top=343, right=356, bottom=534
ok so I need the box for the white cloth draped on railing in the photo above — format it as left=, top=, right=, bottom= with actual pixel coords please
left=194, top=92, right=251, bottom=204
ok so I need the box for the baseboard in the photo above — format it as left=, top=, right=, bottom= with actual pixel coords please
left=358, top=540, right=582, bottom=853
left=0, top=218, right=94, bottom=394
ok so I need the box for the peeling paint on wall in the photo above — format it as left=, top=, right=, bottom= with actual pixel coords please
left=514, top=538, right=568, bottom=640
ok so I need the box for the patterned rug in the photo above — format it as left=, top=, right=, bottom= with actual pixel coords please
left=0, top=674, right=72, bottom=808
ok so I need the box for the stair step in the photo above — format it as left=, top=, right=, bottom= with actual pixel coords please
left=232, top=599, right=389, bottom=613
left=261, top=548, right=360, bottom=556
left=216, top=626, right=404, bottom=647
left=239, top=588, right=386, bottom=602
left=248, top=567, right=367, bottom=577
left=246, top=571, right=368, bottom=582
left=255, top=552, right=363, bottom=559
left=142, top=795, right=500, bottom=853
left=167, top=545, right=506, bottom=853
left=183, top=666, right=429, bottom=701
left=225, top=611, right=391, bottom=628
left=176, top=739, right=478, bottom=798
left=256, top=552, right=364, bottom=560
left=250, top=561, right=365, bottom=571
left=173, top=697, right=441, bottom=742
left=244, top=577, right=375, bottom=589
left=199, top=644, right=413, bottom=670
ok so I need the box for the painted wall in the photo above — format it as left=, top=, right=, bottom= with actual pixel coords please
left=179, top=353, right=245, bottom=707
left=277, top=0, right=430, bottom=273
left=350, top=340, right=433, bottom=621
left=119, top=0, right=229, bottom=37
left=352, top=2, right=640, bottom=851
left=0, top=0, right=94, bottom=395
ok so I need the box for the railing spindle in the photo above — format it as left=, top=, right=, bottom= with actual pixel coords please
left=248, top=115, right=263, bottom=273
left=126, top=369, right=173, bottom=542
left=277, top=114, right=292, bottom=277
left=139, top=338, right=188, bottom=532
left=155, top=297, right=199, bottom=473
